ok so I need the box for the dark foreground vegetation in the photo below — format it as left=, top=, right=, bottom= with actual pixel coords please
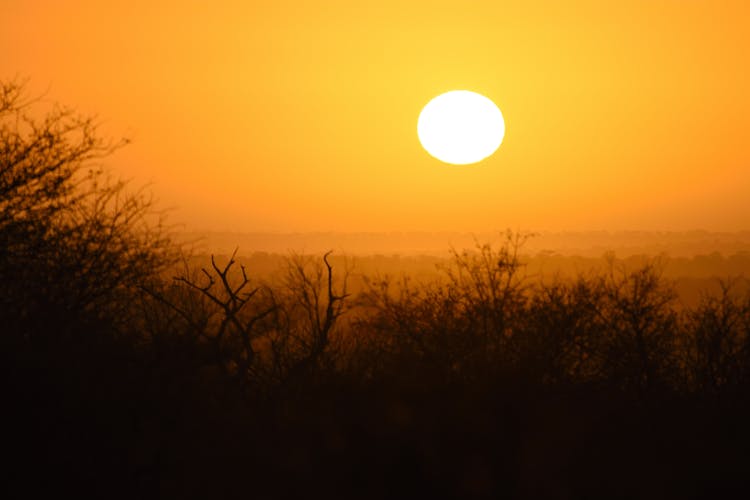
left=3, top=79, right=750, bottom=499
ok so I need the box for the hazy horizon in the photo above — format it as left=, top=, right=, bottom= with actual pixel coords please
left=174, top=229, right=750, bottom=258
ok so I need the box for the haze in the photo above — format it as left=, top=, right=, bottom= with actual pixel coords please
left=3, top=0, right=749, bottom=233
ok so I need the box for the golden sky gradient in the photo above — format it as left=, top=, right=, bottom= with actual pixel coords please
left=3, top=1, right=749, bottom=232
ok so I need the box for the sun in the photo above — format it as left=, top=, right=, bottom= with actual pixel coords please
left=417, top=90, right=505, bottom=165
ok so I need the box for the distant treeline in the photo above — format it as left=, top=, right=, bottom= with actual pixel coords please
left=187, top=249, right=750, bottom=278
left=4, top=78, right=750, bottom=498
left=175, top=229, right=750, bottom=258
left=185, top=249, right=750, bottom=308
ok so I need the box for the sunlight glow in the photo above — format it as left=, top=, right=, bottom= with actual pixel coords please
left=417, top=90, right=505, bottom=165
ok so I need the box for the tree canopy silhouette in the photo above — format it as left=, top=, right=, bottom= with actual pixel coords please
left=0, top=78, right=174, bottom=339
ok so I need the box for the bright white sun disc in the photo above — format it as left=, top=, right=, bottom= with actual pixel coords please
left=417, top=90, right=505, bottom=165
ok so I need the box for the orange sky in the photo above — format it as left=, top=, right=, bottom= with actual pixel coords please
left=2, top=1, right=749, bottom=232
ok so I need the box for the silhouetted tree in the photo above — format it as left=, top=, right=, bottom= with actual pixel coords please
left=164, top=249, right=278, bottom=389
left=1, top=79, right=179, bottom=497
left=684, top=278, right=750, bottom=396
left=518, top=276, right=606, bottom=385
left=270, top=251, right=350, bottom=383
left=0, top=78, right=174, bottom=340
left=358, top=232, right=531, bottom=384
left=161, top=250, right=350, bottom=394
left=595, top=256, right=680, bottom=397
